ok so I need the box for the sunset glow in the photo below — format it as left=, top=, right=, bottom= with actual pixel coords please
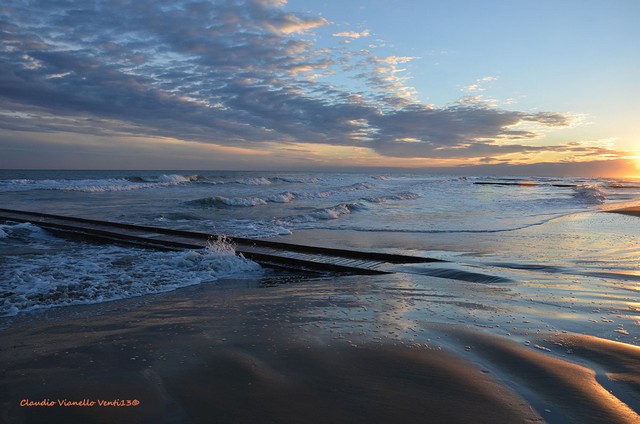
left=0, top=0, right=638, bottom=177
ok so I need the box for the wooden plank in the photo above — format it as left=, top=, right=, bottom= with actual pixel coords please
left=0, top=208, right=443, bottom=275
left=0, top=208, right=443, bottom=264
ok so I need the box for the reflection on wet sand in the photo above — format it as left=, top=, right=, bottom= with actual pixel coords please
left=1, top=271, right=638, bottom=423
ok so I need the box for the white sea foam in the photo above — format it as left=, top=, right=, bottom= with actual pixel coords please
left=0, top=242, right=262, bottom=317
left=280, top=202, right=368, bottom=224
left=237, top=177, right=272, bottom=185
left=266, top=192, right=296, bottom=203
left=188, top=196, right=268, bottom=207
left=310, top=207, right=346, bottom=220
left=158, top=174, right=199, bottom=183
left=364, top=192, right=420, bottom=203
left=270, top=176, right=320, bottom=184
left=0, top=222, right=52, bottom=241
left=573, top=184, right=606, bottom=204
left=187, top=191, right=297, bottom=208
left=65, top=179, right=160, bottom=192
left=0, top=178, right=142, bottom=192
left=205, top=235, right=237, bottom=254
left=0, top=174, right=201, bottom=193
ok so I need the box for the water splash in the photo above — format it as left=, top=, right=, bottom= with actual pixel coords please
left=205, top=235, right=237, bottom=255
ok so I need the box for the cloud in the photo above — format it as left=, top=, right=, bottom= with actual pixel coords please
left=462, top=76, right=498, bottom=93
left=261, top=13, right=328, bottom=34
left=378, top=56, right=415, bottom=65
left=332, top=29, right=370, bottom=39
left=0, top=0, right=585, bottom=165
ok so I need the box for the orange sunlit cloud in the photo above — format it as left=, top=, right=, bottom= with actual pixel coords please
left=0, top=0, right=638, bottom=175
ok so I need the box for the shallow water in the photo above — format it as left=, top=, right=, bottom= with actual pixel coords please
left=1, top=170, right=639, bottom=324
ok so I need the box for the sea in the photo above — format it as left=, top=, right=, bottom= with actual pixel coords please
left=1, top=169, right=640, bottom=340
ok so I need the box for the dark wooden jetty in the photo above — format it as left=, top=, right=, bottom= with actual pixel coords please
left=0, top=208, right=443, bottom=275
left=474, top=181, right=577, bottom=188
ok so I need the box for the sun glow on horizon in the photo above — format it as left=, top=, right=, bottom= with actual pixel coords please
left=630, top=156, right=640, bottom=178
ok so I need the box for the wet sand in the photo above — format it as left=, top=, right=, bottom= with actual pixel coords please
left=2, top=272, right=639, bottom=424
left=606, top=206, right=640, bottom=217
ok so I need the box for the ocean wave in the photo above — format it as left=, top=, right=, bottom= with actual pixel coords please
left=65, top=180, right=162, bottom=192
left=573, top=185, right=606, bottom=205
left=187, top=191, right=297, bottom=208
left=266, top=192, right=296, bottom=203
left=364, top=192, right=420, bottom=203
left=349, top=182, right=375, bottom=190
left=0, top=173, right=200, bottom=193
left=278, top=201, right=368, bottom=224
left=295, top=181, right=376, bottom=200
left=234, top=175, right=325, bottom=185
left=187, top=196, right=268, bottom=208
left=236, top=177, right=272, bottom=185
left=0, top=222, right=52, bottom=241
left=270, top=176, right=320, bottom=184
left=128, top=173, right=207, bottom=183
left=0, top=242, right=262, bottom=317
left=158, top=173, right=201, bottom=183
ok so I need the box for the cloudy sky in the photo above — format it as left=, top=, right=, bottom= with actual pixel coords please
left=1, top=0, right=638, bottom=176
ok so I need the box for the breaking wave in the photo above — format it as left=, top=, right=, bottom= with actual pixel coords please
left=267, top=192, right=296, bottom=203
left=0, top=222, right=53, bottom=244
left=158, top=174, right=202, bottom=183
left=0, top=240, right=262, bottom=317
left=364, top=192, right=420, bottom=203
left=278, top=201, right=368, bottom=224
left=187, top=196, right=268, bottom=208
left=236, top=177, right=272, bottom=185
left=185, top=183, right=418, bottom=212
left=270, top=176, right=320, bottom=184
left=573, top=185, right=606, bottom=205
left=0, top=174, right=202, bottom=193
left=187, top=191, right=297, bottom=208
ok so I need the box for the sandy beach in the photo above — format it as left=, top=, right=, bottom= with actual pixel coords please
left=607, top=206, right=640, bottom=217
left=2, top=267, right=639, bottom=424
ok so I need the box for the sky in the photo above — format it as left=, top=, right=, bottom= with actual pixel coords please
left=1, top=0, right=638, bottom=176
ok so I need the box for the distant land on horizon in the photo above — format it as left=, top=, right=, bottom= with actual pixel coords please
left=1, top=158, right=637, bottom=179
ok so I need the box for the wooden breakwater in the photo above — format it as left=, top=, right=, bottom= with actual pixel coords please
left=0, top=208, right=443, bottom=275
